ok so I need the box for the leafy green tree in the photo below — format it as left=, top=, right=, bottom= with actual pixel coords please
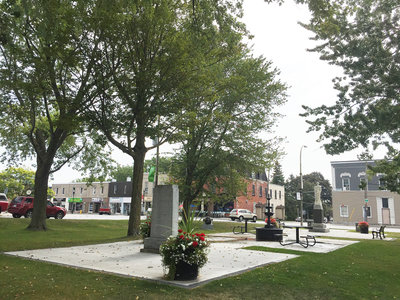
left=0, top=167, right=35, bottom=200
left=271, top=161, right=285, bottom=185
left=170, top=48, right=286, bottom=216
left=0, top=1, right=109, bottom=230
left=284, top=172, right=332, bottom=220
left=143, top=157, right=173, bottom=175
left=109, top=165, right=133, bottom=182
left=87, top=0, right=252, bottom=236
left=299, top=0, right=400, bottom=190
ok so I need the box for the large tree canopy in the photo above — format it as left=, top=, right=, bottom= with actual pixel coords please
left=299, top=0, right=400, bottom=190
left=0, top=0, right=109, bottom=230
left=86, top=0, right=249, bottom=236
left=170, top=48, right=286, bottom=215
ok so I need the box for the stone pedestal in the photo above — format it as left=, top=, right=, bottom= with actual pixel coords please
left=309, top=184, right=329, bottom=233
left=309, top=223, right=329, bottom=233
left=141, top=185, right=179, bottom=253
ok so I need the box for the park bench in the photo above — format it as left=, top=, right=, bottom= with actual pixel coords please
left=372, top=225, right=386, bottom=240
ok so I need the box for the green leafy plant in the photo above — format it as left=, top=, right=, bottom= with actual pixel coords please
left=139, top=220, right=151, bottom=239
left=159, top=229, right=209, bottom=280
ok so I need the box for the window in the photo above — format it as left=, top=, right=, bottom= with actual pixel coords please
left=124, top=185, right=127, bottom=194
left=62, top=188, right=65, bottom=194
left=56, top=188, right=59, bottom=194
left=269, top=189, right=272, bottom=198
left=252, top=184, right=255, bottom=196
left=265, top=188, right=268, bottom=199
left=342, top=178, right=350, bottom=191
left=340, top=205, right=349, bottom=217
left=274, top=190, right=277, bottom=199
left=279, top=191, right=282, bottom=199
left=365, top=206, right=371, bottom=218
left=259, top=186, right=262, bottom=197
left=382, top=198, right=389, bottom=208
left=101, top=186, right=104, bottom=194
left=113, top=185, right=117, bottom=194
left=93, top=187, right=96, bottom=195
left=80, top=187, right=83, bottom=194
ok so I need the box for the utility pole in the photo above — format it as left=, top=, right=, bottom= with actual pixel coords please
left=300, top=145, right=307, bottom=226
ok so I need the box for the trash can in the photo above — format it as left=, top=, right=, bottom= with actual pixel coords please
left=355, top=222, right=360, bottom=232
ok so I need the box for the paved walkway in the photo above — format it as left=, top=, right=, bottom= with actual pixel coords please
left=5, top=226, right=380, bottom=288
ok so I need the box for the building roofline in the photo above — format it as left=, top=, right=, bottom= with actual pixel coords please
left=330, top=160, right=377, bottom=165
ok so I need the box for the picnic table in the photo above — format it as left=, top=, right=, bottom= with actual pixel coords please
left=278, top=225, right=316, bottom=248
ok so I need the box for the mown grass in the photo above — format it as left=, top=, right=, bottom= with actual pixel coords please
left=1, top=218, right=399, bottom=299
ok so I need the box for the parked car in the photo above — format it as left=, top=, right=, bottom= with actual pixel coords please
left=99, top=207, right=111, bottom=215
left=229, top=209, right=257, bottom=222
left=8, top=196, right=67, bottom=219
left=0, top=193, right=8, bottom=213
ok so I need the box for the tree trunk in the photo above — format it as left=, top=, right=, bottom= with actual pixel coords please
left=127, top=138, right=147, bottom=237
left=27, top=157, right=52, bottom=231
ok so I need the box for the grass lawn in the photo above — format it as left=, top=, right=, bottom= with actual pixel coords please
left=1, top=218, right=399, bottom=299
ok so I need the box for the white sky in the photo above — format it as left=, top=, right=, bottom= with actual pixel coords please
left=2, top=0, right=374, bottom=185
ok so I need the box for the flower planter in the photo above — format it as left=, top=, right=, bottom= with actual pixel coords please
left=174, top=261, right=199, bottom=280
left=360, top=227, right=369, bottom=234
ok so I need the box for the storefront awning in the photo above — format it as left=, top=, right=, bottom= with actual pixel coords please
left=68, top=198, right=82, bottom=203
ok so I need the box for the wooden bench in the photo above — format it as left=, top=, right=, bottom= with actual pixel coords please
left=372, top=225, right=386, bottom=239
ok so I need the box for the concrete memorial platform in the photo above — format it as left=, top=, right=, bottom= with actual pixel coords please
left=5, top=232, right=359, bottom=288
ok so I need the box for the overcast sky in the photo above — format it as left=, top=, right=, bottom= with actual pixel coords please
left=2, top=0, right=372, bottom=185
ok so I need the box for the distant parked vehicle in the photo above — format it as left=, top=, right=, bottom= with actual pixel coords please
left=8, top=196, right=67, bottom=219
left=229, top=209, right=257, bottom=222
left=0, top=193, right=8, bottom=213
left=99, top=207, right=111, bottom=215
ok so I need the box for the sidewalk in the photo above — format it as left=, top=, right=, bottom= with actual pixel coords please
left=4, top=228, right=367, bottom=288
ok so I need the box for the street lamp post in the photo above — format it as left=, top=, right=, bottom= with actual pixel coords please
left=300, top=145, right=307, bottom=226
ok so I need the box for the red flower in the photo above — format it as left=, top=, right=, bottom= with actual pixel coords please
left=192, top=241, right=198, bottom=247
left=200, top=233, right=205, bottom=237
left=200, top=236, right=205, bottom=241
left=178, top=229, right=183, bottom=233
left=179, top=235, right=184, bottom=239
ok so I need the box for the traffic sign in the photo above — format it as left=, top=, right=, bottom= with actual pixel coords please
left=365, top=199, right=368, bottom=203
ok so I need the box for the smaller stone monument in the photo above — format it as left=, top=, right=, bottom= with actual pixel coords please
left=141, top=185, right=179, bottom=253
left=310, top=183, right=329, bottom=233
